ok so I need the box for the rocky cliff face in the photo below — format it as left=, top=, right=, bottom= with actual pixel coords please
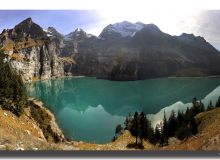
left=1, top=18, right=220, bottom=82
left=0, top=18, right=68, bottom=82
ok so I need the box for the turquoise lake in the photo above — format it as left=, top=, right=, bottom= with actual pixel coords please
left=25, top=77, right=220, bottom=144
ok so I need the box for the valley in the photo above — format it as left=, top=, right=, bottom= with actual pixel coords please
left=1, top=16, right=220, bottom=154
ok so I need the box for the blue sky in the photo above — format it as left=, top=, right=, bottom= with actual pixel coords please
left=1, top=1, right=220, bottom=50
left=0, top=10, right=103, bottom=35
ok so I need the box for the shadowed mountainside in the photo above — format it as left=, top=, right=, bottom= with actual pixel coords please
left=1, top=18, right=220, bottom=81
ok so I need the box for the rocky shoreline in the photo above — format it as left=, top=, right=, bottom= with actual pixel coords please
left=28, top=97, right=65, bottom=141
left=24, top=75, right=87, bottom=83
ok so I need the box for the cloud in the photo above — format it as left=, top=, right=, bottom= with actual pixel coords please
left=177, top=10, right=220, bottom=51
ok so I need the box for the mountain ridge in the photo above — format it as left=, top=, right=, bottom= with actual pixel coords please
left=1, top=17, right=220, bottom=82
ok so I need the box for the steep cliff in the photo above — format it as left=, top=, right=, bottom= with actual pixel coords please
left=0, top=18, right=68, bottom=82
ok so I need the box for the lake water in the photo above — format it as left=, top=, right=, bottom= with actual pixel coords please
left=25, top=77, right=220, bottom=144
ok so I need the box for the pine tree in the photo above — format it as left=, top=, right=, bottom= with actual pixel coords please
left=139, top=112, right=148, bottom=146
left=215, top=96, right=220, bottom=108
left=192, top=97, right=199, bottom=107
left=129, top=111, right=140, bottom=146
left=13, top=74, right=26, bottom=116
left=162, top=110, right=168, bottom=143
left=168, top=110, right=177, bottom=137
left=128, top=111, right=133, bottom=127
left=115, top=124, right=123, bottom=137
left=191, top=97, right=202, bottom=116
left=148, top=121, right=157, bottom=145
left=124, top=111, right=133, bottom=130
left=176, top=109, right=183, bottom=127
left=111, top=136, right=116, bottom=142
left=160, top=133, right=165, bottom=147
left=199, top=101, right=205, bottom=113
left=0, top=44, right=26, bottom=117
left=155, top=126, right=161, bottom=142
left=124, top=118, right=129, bottom=130
left=185, top=107, right=190, bottom=116
left=207, top=100, right=214, bottom=111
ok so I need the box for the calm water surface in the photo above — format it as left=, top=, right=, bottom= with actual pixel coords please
left=25, top=77, right=220, bottom=144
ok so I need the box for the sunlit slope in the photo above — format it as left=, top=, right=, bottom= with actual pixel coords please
left=159, top=107, right=220, bottom=150
left=0, top=105, right=62, bottom=150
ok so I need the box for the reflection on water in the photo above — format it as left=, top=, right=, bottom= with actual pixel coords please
left=56, top=105, right=125, bottom=144
left=25, top=77, right=220, bottom=144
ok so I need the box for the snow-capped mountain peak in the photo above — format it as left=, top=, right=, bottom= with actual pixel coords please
left=43, top=27, right=64, bottom=38
left=135, top=21, right=146, bottom=27
left=63, top=28, right=96, bottom=42
left=99, top=21, right=159, bottom=38
left=43, top=28, right=53, bottom=37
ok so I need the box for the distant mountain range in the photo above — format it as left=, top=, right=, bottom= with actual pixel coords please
left=1, top=17, right=220, bottom=82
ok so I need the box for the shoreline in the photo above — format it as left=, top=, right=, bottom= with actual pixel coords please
left=24, top=74, right=220, bottom=84
left=168, top=75, right=220, bottom=78
left=28, top=97, right=65, bottom=141
left=24, top=75, right=88, bottom=84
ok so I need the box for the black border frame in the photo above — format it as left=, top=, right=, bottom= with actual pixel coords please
left=0, top=150, right=220, bottom=159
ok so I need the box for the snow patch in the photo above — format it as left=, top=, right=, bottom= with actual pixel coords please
left=100, top=21, right=145, bottom=37
left=97, top=36, right=105, bottom=40
left=64, top=29, right=96, bottom=41
left=43, top=28, right=49, bottom=32
left=64, top=34, right=74, bottom=41
left=100, top=21, right=158, bottom=38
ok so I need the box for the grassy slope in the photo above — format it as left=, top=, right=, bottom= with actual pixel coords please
left=1, top=104, right=220, bottom=150
left=65, top=107, right=220, bottom=150
left=58, top=130, right=156, bottom=150
left=0, top=106, right=61, bottom=150
left=159, top=107, right=220, bottom=150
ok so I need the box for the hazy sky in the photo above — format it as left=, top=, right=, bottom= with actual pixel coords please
left=1, top=1, right=220, bottom=50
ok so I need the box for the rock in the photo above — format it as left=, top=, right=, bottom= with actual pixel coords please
left=8, top=125, right=13, bottom=131
left=3, top=112, right=8, bottom=116
left=25, top=129, right=31, bottom=135
left=71, top=141, right=76, bottom=145
left=38, top=138, right=44, bottom=142
left=16, top=147, right=24, bottom=151
left=32, top=148, right=38, bottom=150
left=0, top=145, right=6, bottom=150
left=168, top=137, right=181, bottom=145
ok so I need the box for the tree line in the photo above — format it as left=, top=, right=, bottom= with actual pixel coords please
left=28, top=100, right=62, bottom=142
left=112, top=96, right=220, bottom=147
left=0, top=43, right=27, bottom=117
left=0, top=44, right=62, bottom=142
